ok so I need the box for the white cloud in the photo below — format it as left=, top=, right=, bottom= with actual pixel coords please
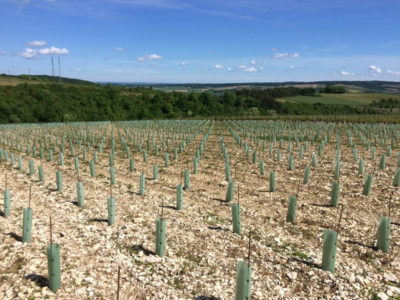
left=288, top=65, right=296, bottom=69
left=227, top=67, right=232, bottom=71
left=0, top=50, right=6, bottom=56
left=214, top=64, right=223, bottom=69
left=341, top=70, right=355, bottom=76
left=38, top=46, right=69, bottom=55
left=114, top=47, right=124, bottom=52
left=238, top=65, right=246, bottom=69
left=368, top=64, right=383, bottom=75
left=387, top=70, right=400, bottom=76
left=250, top=60, right=256, bottom=65
left=179, top=61, right=188, bottom=66
left=27, top=40, right=47, bottom=47
left=74, top=68, right=81, bottom=71
left=271, top=48, right=278, bottom=52
left=138, top=53, right=162, bottom=61
left=244, top=67, right=257, bottom=72
left=275, top=52, right=299, bottom=59
left=18, top=48, right=38, bottom=59
left=259, top=66, right=264, bottom=71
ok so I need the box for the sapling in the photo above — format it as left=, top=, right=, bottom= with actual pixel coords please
left=303, top=166, right=311, bottom=184
left=22, top=185, right=33, bottom=243
left=47, top=216, right=61, bottom=292
left=377, top=194, right=392, bottom=253
left=362, top=174, right=373, bottom=196
left=322, top=204, right=344, bottom=272
left=3, top=174, right=10, bottom=218
left=235, top=231, right=252, bottom=300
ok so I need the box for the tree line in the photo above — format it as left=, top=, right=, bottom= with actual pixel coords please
left=0, top=83, right=379, bottom=123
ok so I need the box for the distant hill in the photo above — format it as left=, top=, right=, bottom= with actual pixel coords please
left=0, top=74, right=94, bottom=86
left=113, top=80, right=400, bottom=94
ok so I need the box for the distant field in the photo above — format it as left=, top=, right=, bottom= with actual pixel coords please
left=278, top=93, right=400, bottom=106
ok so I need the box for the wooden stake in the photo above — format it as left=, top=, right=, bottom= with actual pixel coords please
left=116, top=266, right=121, bottom=300
left=388, top=191, right=393, bottom=219
left=50, top=216, right=53, bottom=246
left=237, top=185, right=240, bottom=206
left=336, top=204, right=344, bottom=234
left=248, top=231, right=251, bottom=266
left=29, top=184, right=32, bottom=209
left=161, top=198, right=164, bottom=221
left=296, top=179, right=301, bottom=198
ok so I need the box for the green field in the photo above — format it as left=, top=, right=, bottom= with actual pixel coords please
left=278, top=93, right=400, bottom=106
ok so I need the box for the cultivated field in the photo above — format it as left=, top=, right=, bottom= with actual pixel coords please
left=0, top=120, right=399, bottom=299
left=278, top=93, right=400, bottom=106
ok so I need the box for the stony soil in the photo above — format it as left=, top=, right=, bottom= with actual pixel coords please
left=0, top=120, right=399, bottom=300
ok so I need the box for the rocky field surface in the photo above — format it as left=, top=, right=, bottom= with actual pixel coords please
left=0, top=120, right=399, bottom=299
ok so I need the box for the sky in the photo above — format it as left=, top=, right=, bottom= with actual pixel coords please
left=0, top=0, right=400, bottom=83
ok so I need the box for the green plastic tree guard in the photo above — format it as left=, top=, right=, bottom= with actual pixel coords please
left=231, top=203, right=241, bottom=234
left=164, top=153, right=169, bottom=167
left=393, top=170, right=400, bottom=187
left=22, top=208, right=33, bottom=243
left=371, top=146, right=376, bottom=160
left=176, top=184, right=183, bottom=210
left=47, top=243, right=61, bottom=292
left=225, top=164, right=231, bottom=182
left=330, top=181, right=340, bottom=207
left=379, top=154, right=386, bottom=170
left=269, top=171, right=276, bottom=192
left=153, top=163, right=158, bottom=180
left=358, top=158, right=364, bottom=175
left=56, top=171, right=62, bottom=191
left=259, top=160, right=265, bottom=175
left=129, top=158, right=134, bottom=172
left=322, top=229, right=338, bottom=272
left=143, top=149, right=147, bottom=162
left=334, top=161, right=341, bottom=179
left=288, top=155, right=294, bottom=170
left=59, top=152, right=64, bottom=166
left=73, top=156, right=79, bottom=171
left=109, top=153, right=114, bottom=167
left=90, top=160, right=95, bottom=177
left=140, top=173, right=145, bottom=196
left=286, top=195, right=297, bottom=223
left=38, top=165, right=44, bottom=182
left=252, top=150, right=257, bottom=164
left=377, top=217, right=390, bottom=253
left=156, top=218, right=166, bottom=257
left=235, top=260, right=252, bottom=300
left=184, top=170, right=190, bottom=190
left=312, top=153, right=318, bottom=168
left=94, top=151, right=98, bottom=164
left=4, top=189, right=10, bottom=218
left=18, top=156, right=22, bottom=170
left=76, top=181, right=84, bottom=207
left=303, top=166, right=310, bottom=184
left=193, top=157, right=198, bottom=174
left=107, top=196, right=115, bottom=225
left=362, top=174, right=373, bottom=196
left=29, top=159, right=35, bottom=175
left=110, top=167, right=116, bottom=185
left=226, top=181, right=235, bottom=202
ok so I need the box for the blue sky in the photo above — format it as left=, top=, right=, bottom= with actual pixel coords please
left=0, top=0, right=400, bottom=83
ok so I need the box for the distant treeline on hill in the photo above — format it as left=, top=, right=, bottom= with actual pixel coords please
left=0, top=83, right=378, bottom=123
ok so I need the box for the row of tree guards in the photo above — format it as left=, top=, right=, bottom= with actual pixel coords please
left=1, top=118, right=398, bottom=298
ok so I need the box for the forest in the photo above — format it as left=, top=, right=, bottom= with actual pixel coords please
left=0, top=82, right=382, bottom=123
